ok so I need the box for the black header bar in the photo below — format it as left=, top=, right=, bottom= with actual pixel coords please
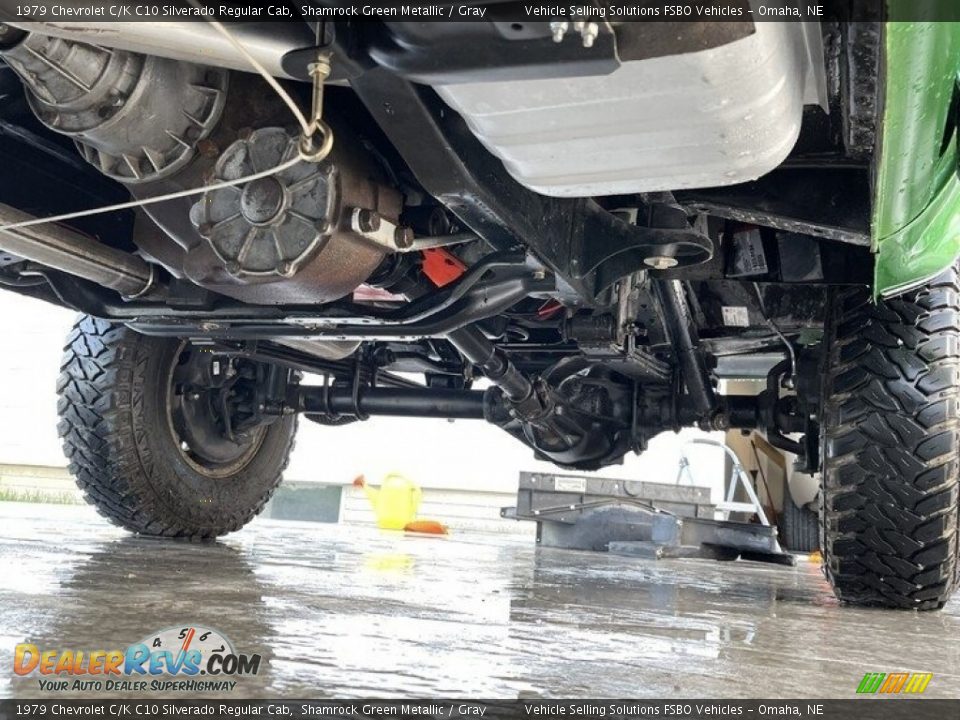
left=0, top=699, right=955, bottom=720
left=0, top=1, right=958, bottom=24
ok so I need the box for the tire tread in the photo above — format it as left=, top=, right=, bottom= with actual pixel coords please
left=821, top=272, right=960, bottom=609
left=57, top=316, right=295, bottom=539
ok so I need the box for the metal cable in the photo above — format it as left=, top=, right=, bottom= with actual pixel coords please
left=189, top=0, right=311, bottom=136
left=0, top=157, right=302, bottom=233
left=0, top=12, right=324, bottom=234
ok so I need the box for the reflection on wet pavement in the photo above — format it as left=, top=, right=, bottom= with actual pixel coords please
left=1, top=503, right=958, bottom=698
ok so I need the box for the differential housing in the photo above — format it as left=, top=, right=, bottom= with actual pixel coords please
left=190, top=127, right=339, bottom=279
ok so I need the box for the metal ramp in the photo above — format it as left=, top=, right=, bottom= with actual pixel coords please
left=501, top=470, right=794, bottom=566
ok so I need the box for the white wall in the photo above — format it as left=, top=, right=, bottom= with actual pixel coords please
left=291, top=417, right=723, bottom=495
left=0, top=293, right=71, bottom=467
left=0, top=293, right=725, bottom=501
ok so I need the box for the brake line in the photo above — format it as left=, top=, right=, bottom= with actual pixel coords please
left=753, top=282, right=797, bottom=388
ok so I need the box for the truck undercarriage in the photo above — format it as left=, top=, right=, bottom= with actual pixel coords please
left=0, top=16, right=872, bottom=467
left=0, top=10, right=957, bottom=610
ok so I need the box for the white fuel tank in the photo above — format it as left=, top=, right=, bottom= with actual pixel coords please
left=435, top=22, right=826, bottom=198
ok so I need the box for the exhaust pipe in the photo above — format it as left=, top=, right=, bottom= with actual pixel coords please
left=0, top=204, right=156, bottom=297
left=0, top=15, right=313, bottom=78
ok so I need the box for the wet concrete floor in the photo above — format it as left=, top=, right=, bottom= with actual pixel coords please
left=1, top=503, right=958, bottom=699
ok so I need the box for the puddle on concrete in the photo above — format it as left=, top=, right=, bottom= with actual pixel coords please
left=1, top=503, right=958, bottom=698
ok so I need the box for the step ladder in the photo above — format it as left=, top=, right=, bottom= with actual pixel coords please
left=677, top=439, right=770, bottom=526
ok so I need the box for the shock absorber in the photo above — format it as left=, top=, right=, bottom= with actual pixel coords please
left=654, top=279, right=718, bottom=417
left=447, top=325, right=534, bottom=403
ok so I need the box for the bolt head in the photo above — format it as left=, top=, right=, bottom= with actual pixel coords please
left=549, top=21, right=569, bottom=43
left=644, top=256, right=679, bottom=271
left=394, top=227, right=414, bottom=249
left=309, top=59, right=332, bottom=78
left=580, top=22, right=599, bottom=48
left=357, top=209, right=381, bottom=233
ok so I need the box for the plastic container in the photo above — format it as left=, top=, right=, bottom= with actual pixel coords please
left=355, top=474, right=423, bottom=530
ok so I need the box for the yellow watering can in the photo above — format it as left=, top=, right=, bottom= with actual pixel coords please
left=353, top=474, right=422, bottom=530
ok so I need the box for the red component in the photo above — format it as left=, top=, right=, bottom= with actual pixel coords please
left=536, top=299, right=564, bottom=319
left=422, top=248, right=467, bottom=287
left=404, top=519, right=449, bottom=535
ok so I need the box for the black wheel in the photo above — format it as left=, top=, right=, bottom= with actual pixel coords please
left=780, top=487, right=819, bottom=553
left=821, top=269, right=960, bottom=609
left=57, top=316, right=297, bottom=539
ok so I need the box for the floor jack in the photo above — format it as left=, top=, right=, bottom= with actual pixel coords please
left=501, top=440, right=794, bottom=565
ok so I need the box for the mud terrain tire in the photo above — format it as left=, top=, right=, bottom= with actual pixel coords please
left=821, top=270, right=960, bottom=609
left=781, top=489, right=819, bottom=554
left=57, top=316, right=296, bottom=539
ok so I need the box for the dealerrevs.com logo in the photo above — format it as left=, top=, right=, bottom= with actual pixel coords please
left=14, top=625, right=261, bottom=693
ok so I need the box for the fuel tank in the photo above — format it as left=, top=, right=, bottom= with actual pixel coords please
left=435, top=21, right=826, bottom=198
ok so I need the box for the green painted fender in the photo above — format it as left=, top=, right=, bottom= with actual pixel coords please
left=874, top=14, right=960, bottom=296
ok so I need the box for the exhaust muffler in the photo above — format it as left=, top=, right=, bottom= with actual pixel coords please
left=0, top=204, right=156, bottom=297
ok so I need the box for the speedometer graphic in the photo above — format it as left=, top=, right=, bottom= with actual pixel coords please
left=136, top=625, right=235, bottom=674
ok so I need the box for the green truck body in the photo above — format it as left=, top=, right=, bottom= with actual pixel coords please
left=875, top=18, right=960, bottom=295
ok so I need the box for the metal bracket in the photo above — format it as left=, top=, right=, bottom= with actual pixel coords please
left=349, top=207, right=479, bottom=255
left=348, top=69, right=713, bottom=302
left=349, top=207, right=410, bottom=252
